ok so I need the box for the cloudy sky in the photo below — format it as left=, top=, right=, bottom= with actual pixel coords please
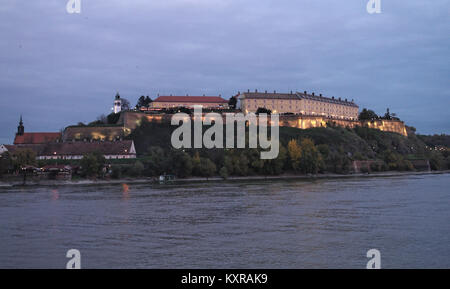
left=0, top=0, right=449, bottom=144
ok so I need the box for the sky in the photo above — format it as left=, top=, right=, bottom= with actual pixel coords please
left=0, top=0, right=449, bottom=144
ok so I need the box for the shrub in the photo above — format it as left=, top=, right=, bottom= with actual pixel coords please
left=370, top=162, right=382, bottom=172
left=111, top=165, right=122, bottom=179
left=219, top=166, right=229, bottom=180
left=360, top=166, right=369, bottom=173
left=429, top=153, right=445, bottom=171
left=80, top=152, right=105, bottom=178
left=128, top=161, right=144, bottom=177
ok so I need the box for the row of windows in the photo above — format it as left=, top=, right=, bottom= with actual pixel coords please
left=245, top=100, right=356, bottom=110
left=245, top=103, right=357, bottom=116
left=37, top=155, right=136, bottom=160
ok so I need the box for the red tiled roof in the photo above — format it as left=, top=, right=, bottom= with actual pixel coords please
left=4, top=144, right=46, bottom=155
left=14, top=132, right=61, bottom=145
left=153, top=96, right=228, bottom=103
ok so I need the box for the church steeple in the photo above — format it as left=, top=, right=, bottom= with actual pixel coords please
left=17, top=115, right=24, bottom=136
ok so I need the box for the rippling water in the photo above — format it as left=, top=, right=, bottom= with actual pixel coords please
left=0, top=173, right=449, bottom=268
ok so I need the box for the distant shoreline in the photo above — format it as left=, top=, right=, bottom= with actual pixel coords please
left=0, top=170, right=449, bottom=188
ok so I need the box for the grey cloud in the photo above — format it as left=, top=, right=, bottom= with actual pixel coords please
left=0, top=0, right=449, bottom=144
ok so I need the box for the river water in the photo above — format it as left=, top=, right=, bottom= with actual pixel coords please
left=0, top=173, right=449, bottom=269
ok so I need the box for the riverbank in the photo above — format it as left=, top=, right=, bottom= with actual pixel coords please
left=0, top=170, right=448, bottom=188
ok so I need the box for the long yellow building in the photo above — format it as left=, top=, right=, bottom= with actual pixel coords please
left=238, top=90, right=359, bottom=120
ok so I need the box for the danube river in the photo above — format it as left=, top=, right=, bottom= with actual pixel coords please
left=0, top=173, right=449, bottom=268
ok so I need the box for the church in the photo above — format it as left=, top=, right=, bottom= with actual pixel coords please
left=13, top=116, right=62, bottom=145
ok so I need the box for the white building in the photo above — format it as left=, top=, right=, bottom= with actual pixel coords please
left=4, top=140, right=137, bottom=160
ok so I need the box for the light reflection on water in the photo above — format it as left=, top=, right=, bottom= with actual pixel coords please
left=0, top=174, right=449, bottom=268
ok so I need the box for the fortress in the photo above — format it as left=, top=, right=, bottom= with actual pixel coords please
left=62, top=110, right=407, bottom=143
left=123, top=111, right=407, bottom=135
left=1, top=91, right=408, bottom=162
left=12, top=91, right=407, bottom=149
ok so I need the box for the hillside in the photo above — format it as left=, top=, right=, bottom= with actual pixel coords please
left=125, top=119, right=449, bottom=178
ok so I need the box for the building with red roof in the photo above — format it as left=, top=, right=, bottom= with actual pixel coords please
left=4, top=140, right=136, bottom=160
left=151, top=95, right=228, bottom=109
left=4, top=116, right=136, bottom=160
left=13, top=116, right=61, bottom=145
left=14, top=132, right=62, bottom=145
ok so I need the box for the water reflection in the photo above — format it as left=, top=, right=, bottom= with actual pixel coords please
left=122, top=183, right=130, bottom=201
left=0, top=173, right=448, bottom=268
left=51, top=189, right=59, bottom=201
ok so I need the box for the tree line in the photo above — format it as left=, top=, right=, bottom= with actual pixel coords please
left=2, top=119, right=449, bottom=179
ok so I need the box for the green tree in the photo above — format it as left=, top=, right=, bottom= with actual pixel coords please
left=228, top=96, right=238, bottom=109
left=256, top=107, right=271, bottom=114
left=81, top=152, right=105, bottom=178
left=317, top=144, right=330, bottom=160
left=111, top=165, right=122, bottom=179
left=0, top=152, right=12, bottom=177
left=129, top=160, right=145, bottom=177
left=192, top=151, right=202, bottom=176
left=287, top=139, right=302, bottom=172
left=136, top=96, right=152, bottom=109
left=359, top=108, right=379, bottom=120
left=142, top=146, right=167, bottom=176
left=107, top=112, right=121, bottom=124
left=219, top=166, right=229, bottom=180
left=429, top=152, right=445, bottom=171
left=136, top=96, right=146, bottom=109
left=298, top=138, right=322, bottom=174
left=263, top=143, right=287, bottom=175
left=170, top=150, right=193, bottom=178
left=11, top=149, right=37, bottom=171
left=248, top=149, right=264, bottom=174
left=201, top=158, right=217, bottom=179
left=145, top=96, right=152, bottom=107
left=327, top=151, right=351, bottom=174
left=233, top=153, right=249, bottom=176
left=382, top=150, right=401, bottom=170
left=223, top=154, right=234, bottom=175
left=353, top=152, right=365, bottom=161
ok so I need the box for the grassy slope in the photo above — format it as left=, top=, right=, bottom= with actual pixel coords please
left=127, top=120, right=430, bottom=160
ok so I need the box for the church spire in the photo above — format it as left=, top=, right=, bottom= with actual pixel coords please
left=17, top=115, right=24, bottom=136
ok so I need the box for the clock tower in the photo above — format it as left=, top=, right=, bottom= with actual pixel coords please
left=114, top=92, right=122, bottom=114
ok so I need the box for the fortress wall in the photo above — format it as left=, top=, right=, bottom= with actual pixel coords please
left=361, top=120, right=408, bottom=136
left=63, top=126, right=126, bottom=141
left=123, top=112, right=172, bottom=131
left=121, top=112, right=408, bottom=137
left=278, top=115, right=407, bottom=136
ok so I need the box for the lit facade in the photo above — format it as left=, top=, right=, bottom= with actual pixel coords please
left=238, top=91, right=359, bottom=120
